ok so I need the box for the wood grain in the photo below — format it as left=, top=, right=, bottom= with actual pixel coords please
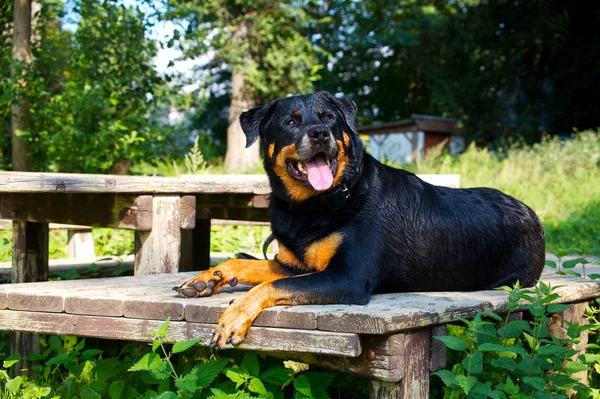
left=135, top=195, right=181, bottom=275
left=0, top=310, right=360, bottom=356
left=0, top=172, right=271, bottom=194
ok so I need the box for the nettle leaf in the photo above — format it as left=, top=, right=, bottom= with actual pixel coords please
left=432, top=370, right=459, bottom=389
left=522, top=376, right=546, bottom=391
left=128, top=352, right=170, bottom=380
left=478, top=343, right=506, bottom=352
left=434, top=336, right=467, bottom=351
left=109, top=380, right=126, bottom=399
left=46, top=353, right=71, bottom=366
left=241, top=351, right=260, bottom=377
left=96, top=358, right=124, bottom=380
left=537, top=345, right=565, bottom=356
left=194, top=359, right=229, bottom=388
left=456, top=375, right=478, bottom=395
left=491, top=357, right=517, bottom=372
left=547, top=304, right=571, bottom=313
left=225, top=368, right=249, bottom=389
left=3, top=355, right=21, bottom=368
left=176, top=373, right=198, bottom=393
left=579, top=353, right=600, bottom=363
left=293, top=375, right=312, bottom=397
left=565, top=361, right=590, bottom=373
left=208, top=388, right=229, bottom=399
left=260, top=366, right=293, bottom=386
left=544, top=260, right=557, bottom=268
left=80, top=387, right=101, bottom=399
left=248, top=377, right=268, bottom=396
left=172, top=338, right=201, bottom=354
left=462, top=351, right=483, bottom=374
left=81, top=349, right=103, bottom=360
left=5, top=376, right=23, bottom=395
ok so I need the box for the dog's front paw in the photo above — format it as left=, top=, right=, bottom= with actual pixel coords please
left=209, top=300, right=259, bottom=348
left=173, top=268, right=238, bottom=298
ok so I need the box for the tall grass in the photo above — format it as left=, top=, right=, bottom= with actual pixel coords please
left=404, top=130, right=600, bottom=252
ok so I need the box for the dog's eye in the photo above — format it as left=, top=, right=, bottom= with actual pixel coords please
left=287, top=120, right=297, bottom=126
left=324, top=114, right=333, bottom=121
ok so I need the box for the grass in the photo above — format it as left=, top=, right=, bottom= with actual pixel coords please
left=403, top=130, right=600, bottom=252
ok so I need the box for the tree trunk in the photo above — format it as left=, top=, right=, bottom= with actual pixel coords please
left=224, top=19, right=260, bottom=172
left=11, top=0, right=32, bottom=171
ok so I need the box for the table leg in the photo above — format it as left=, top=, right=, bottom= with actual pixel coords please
left=11, top=221, right=49, bottom=375
left=134, top=195, right=180, bottom=275
left=180, top=219, right=211, bottom=271
left=369, top=329, right=432, bottom=399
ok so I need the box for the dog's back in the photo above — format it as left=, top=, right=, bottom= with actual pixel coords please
left=364, top=155, right=546, bottom=292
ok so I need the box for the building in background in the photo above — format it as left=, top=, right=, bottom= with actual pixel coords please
left=359, top=115, right=464, bottom=164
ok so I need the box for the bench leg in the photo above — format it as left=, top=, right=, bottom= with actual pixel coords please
left=11, top=221, right=49, bottom=375
left=135, top=195, right=180, bottom=275
left=369, top=329, right=431, bottom=399
left=180, top=219, right=211, bottom=272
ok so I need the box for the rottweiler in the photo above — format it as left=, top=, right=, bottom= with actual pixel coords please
left=175, top=91, right=546, bottom=349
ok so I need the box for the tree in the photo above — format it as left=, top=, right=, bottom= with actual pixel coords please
left=165, top=0, right=322, bottom=171
left=10, top=0, right=33, bottom=171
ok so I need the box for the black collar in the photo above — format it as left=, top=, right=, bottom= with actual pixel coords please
left=287, top=184, right=351, bottom=212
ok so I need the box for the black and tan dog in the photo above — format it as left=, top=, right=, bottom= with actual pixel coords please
left=175, top=91, right=545, bottom=348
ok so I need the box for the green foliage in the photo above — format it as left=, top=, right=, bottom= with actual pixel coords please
left=315, top=1, right=600, bottom=138
left=432, top=281, right=600, bottom=398
left=406, top=130, right=600, bottom=251
left=0, top=319, right=360, bottom=398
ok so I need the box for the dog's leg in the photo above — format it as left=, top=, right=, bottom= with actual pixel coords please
left=210, top=269, right=372, bottom=347
left=174, top=258, right=295, bottom=298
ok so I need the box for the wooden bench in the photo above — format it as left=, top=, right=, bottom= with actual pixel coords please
left=0, top=269, right=598, bottom=397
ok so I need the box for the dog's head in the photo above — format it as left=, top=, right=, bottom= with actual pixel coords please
left=240, top=91, right=364, bottom=202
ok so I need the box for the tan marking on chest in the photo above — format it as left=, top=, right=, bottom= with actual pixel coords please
left=276, top=244, right=304, bottom=269
left=304, top=232, right=344, bottom=272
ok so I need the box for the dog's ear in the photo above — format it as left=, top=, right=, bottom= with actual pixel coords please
left=335, top=97, right=357, bottom=125
left=319, top=92, right=358, bottom=131
left=239, top=106, right=265, bottom=148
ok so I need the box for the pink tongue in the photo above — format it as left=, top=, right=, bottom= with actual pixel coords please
left=305, top=155, right=334, bottom=191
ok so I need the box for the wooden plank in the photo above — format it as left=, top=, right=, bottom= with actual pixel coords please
left=0, top=172, right=271, bottom=194
left=317, top=279, right=600, bottom=334
left=0, top=310, right=361, bottom=356
left=0, top=193, right=153, bottom=230
left=135, top=195, right=180, bottom=275
left=197, top=207, right=270, bottom=222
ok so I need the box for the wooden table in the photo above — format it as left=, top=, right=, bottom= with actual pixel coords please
left=0, top=172, right=272, bottom=282
left=0, top=270, right=598, bottom=397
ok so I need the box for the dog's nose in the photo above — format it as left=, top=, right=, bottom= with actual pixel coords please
left=307, top=127, right=331, bottom=145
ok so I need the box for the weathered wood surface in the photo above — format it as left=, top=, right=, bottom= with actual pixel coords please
left=0, top=172, right=271, bottom=194
left=0, top=310, right=361, bottom=357
left=134, top=195, right=181, bottom=275
left=0, top=193, right=154, bottom=230
left=0, top=272, right=598, bottom=335
left=0, top=172, right=458, bottom=194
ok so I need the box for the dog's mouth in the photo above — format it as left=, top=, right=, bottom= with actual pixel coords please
left=286, top=153, right=338, bottom=191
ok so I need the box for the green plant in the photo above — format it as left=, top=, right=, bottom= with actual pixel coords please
left=183, top=136, right=210, bottom=175
left=432, top=281, right=600, bottom=398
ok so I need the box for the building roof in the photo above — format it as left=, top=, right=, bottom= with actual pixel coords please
left=358, top=114, right=460, bottom=136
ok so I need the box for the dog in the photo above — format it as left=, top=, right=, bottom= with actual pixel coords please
left=175, top=91, right=546, bottom=349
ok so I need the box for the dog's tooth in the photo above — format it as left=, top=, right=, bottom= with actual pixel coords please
left=326, top=158, right=331, bottom=167
left=297, top=161, right=306, bottom=174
